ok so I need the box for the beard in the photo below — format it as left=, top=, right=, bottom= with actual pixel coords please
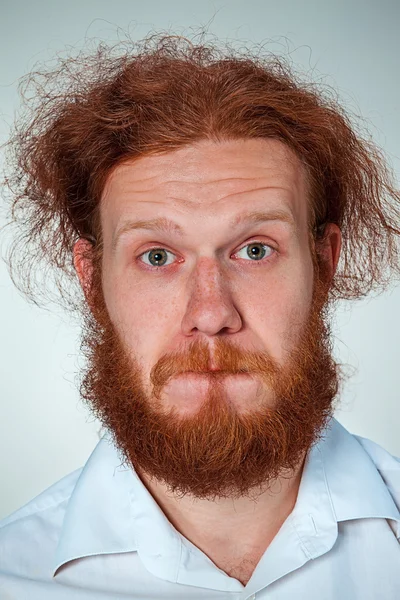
left=79, top=257, right=340, bottom=502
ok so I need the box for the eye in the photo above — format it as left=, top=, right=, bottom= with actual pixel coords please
left=139, top=248, right=176, bottom=267
left=235, top=242, right=274, bottom=261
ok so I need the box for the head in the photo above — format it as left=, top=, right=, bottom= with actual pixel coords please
left=3, top=35, right=400, bottom=501
left=73, top=136, right=341, bottom=500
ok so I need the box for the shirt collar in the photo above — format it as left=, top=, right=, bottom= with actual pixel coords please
left=53, top=417, right=400, bottom=582
left=319, top=418, right=400, bottom=524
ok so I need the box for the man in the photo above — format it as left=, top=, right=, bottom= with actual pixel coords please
left=0, top=34, right=399, bottom=599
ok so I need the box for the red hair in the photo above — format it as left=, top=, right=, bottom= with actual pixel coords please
left=3, top=34, right=400, bottom=311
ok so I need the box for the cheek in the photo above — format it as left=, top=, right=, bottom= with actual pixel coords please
left=243, top=266, right=313, bottom=363
left=102, top=273, right=180, bottom=359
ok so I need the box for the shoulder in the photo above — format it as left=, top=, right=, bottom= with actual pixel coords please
left=0, top=467, right=82, bottom=529
left=353, top=431, right=400, bottom=506
left=0, top=468, right=81, bottom=576
left=352, top=431, right=400, bottom=470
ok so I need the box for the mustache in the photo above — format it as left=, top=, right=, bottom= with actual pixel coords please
left=150, top=337, right=281, bottom=397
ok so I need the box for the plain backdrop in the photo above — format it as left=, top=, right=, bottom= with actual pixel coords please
left=0, top=0, right=399, bottom=520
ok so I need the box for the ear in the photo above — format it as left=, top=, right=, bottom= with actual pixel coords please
left=73, top=238, right=96, bottom=308
left=316, top=223, right=342, bottom=284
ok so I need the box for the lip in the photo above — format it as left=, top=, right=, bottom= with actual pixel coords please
left=177, top=371, right=248, bottom=377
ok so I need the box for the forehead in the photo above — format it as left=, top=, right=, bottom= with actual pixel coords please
left=100, top=138, right=309, bottom=229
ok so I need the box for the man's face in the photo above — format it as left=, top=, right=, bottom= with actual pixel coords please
left=102, top=138, right=314, bottom=404
left=75, top=138, right=341, bottom=500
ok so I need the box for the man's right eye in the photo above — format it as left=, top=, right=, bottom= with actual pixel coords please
left=139, top=248, right=176, bottom=267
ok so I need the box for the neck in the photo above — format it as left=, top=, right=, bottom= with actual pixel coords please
left=136, top=451, right=307, bottom=577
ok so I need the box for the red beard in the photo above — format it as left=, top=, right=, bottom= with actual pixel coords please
left=79, top=264, right=339, bottom=501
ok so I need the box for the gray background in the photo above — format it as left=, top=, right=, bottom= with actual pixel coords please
left=0, top=0, right=399, bottom=519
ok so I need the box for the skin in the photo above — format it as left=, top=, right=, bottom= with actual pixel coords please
left=74, top=138, right=341, bottom=583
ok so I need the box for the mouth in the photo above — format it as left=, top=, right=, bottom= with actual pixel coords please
left=178, top=370, right=249, bottom=377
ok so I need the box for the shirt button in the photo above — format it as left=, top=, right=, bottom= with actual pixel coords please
left=247, top=595, right=256, bottom=600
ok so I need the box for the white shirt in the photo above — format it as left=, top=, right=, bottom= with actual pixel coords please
left=1, top=417, right=399, bottom=599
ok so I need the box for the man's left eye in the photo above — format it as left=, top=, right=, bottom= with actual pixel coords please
left=236, top=242, right=274, bottom=261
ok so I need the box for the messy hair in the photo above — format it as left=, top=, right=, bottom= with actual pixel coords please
left=2, top=33, right=400, bottom=312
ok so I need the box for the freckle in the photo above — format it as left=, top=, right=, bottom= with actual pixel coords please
left=196, top=257, right=219, bottom=287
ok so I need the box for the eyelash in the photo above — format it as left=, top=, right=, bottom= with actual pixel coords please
left=137, top=240, right=277, bottom=269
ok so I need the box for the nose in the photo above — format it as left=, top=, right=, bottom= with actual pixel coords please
left=180, top=257, right=242, bottom=337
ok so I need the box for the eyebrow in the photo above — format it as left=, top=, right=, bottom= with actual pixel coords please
left=112, top=209, right=296, bottom=252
